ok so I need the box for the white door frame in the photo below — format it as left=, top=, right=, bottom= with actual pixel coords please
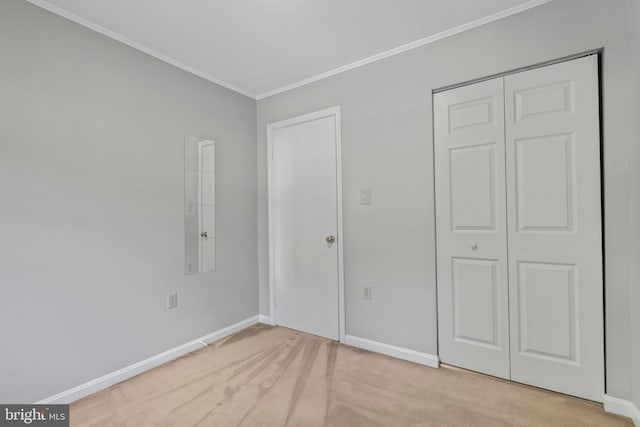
left=267, top=106, right=346, bottom=342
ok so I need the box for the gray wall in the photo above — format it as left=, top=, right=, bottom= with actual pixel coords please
left=0, top=0, right=257, bottom=403
left=629, top=0, right=640, bottom=411
left=257, top=0, right=637, bottom=400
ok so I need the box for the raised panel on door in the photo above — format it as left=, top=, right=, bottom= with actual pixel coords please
left=505, top=55, right=603, bottom=401
left=515, top=133, right=576, bottom=232
left=517, top=262, right=578, bottom=362
left=452, top=258, right=500, bottom=348
left=449, top=144, right=496, bottom=231
left=434, top=77, right=510, bottom=379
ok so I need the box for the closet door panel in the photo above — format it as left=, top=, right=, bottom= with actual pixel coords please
left=505, top=55, right=604, bottom=402
left=434, top=78, right=510, bottom=379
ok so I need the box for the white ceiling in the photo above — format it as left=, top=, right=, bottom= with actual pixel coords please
left=28, top=0, right=550, bottom=99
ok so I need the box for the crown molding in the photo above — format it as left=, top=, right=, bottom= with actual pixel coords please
left=256, top=0, right=552, bottom=99
left=27, top=0, right=552, bottom=101
left=26, top=0, right=256, bottom=99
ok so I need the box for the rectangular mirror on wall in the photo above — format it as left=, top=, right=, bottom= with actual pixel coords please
left=185, top=135, right=215, bottom=275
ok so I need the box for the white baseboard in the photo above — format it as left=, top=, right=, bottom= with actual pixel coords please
left=258, top=314, right=275, bottom=325
left=344, top=335, right=439, bottom=368
left=36, top=315, right=260, bottom=404
left=604, top=394, right=640, bottom=426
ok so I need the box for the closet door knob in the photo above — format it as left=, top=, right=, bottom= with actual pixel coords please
left=326, top=235, right=336, bottom=243
left=471, top=242, right=478, bottom=250
left=201, top=231, right=208, bottom=238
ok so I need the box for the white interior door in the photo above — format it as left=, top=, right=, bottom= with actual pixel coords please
left=504, top=55, right=603, bottom=402
left=269, top=110, right=341, bottom=341
left=434, top=77, right=511, bottom=379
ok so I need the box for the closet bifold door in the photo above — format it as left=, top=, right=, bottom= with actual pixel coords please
left=434, top=77, right=510, bottom=379
left=504, top=55, right=604, bottom=402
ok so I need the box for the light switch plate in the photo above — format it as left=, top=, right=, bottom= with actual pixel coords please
left=167, top=292, right=178, bottom=309
left=360, top=188, right=371, bottom=205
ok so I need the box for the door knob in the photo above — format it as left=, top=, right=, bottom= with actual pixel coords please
left=201, top=231, right=208, bottom=238
left=326, top=235, right=336, bottom=243
left=471, top=242, right=478, bottom=250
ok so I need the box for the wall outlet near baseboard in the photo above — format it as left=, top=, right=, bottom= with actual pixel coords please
left=167, top=292, right=178, bottom=309
left=363, top=286, right=372, bottom=300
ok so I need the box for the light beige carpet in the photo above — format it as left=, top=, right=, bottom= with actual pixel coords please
left=71, top=324, right=632, bottom=426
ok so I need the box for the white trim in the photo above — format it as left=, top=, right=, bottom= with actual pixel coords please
left=258, top=314, right=275, bottom=325
left=25, top=0, right=255, bottom=99
left=35, top=315, right=260, bottom=404
left=255, top=0, right=553, bottom=99
left=267, top=124, right=276, bottom=334
left=267, top=106, right=346, bottom=343
left=345, top=335, right=440, bottom=368
left=334, top=111, right=346, bottom=342
left=603, top=395, right=640, bottom=426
